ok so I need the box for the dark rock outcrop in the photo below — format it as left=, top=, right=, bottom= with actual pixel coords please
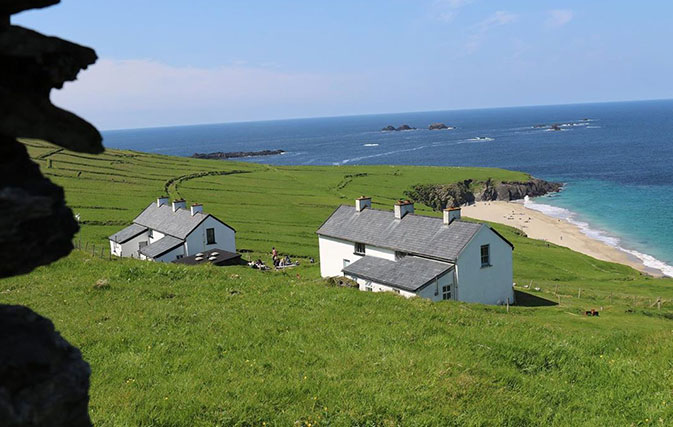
left=404, top=180, right=475, bottom=210
left=476, top=178, right=562, bottom=202
left=1, top=0, right=103, bottom=278
left=0, top=1, right=98, bottom=424
left=381, top=124, right=417, bottom=131
left=192, top=149, right=285, bottom=160
left=0, top=305, right=91, bottom=427
left=405, top=177, right=562, bottom=210
left=0, top=137, right=79, bottom=277
left=428, top=123, right=454, bottom=130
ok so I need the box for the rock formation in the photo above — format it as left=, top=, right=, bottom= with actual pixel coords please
left=192, top=149, right=285, bottom=159
left=476, top=178, right=562, bottom=202
left=405, top=178, right=562, bottom=210
left=0, top=305, right=91, bottom=426
left=1, top=1, right=101, bottom=425
left=381, top=124, right=417, bottom=132
left=0, top=0, right=103, bottom=277
left=428, top=123, right=454, bottom=130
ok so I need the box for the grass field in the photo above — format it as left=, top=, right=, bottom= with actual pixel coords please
left=3, top=140, right=673, bottom=425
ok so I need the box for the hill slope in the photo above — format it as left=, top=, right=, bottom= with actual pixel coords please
left=2, top=140, right=673, bottom=425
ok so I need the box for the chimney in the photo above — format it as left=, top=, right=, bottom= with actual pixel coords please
left=394, top=200, right=414, bottom=219
left=190, top=203, right=203, bottom=216
left=355, top=196, right=371, bottom=212
left=157, top=196, right=169, bottom=207
left=443, top=207, right=461, bottom=225
left=172, top=199, right=186, bottom=212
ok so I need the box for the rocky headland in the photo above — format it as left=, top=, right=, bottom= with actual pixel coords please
left=404, top=177, right=562, bottom=210
left=192, top=149, right=285, bottom=160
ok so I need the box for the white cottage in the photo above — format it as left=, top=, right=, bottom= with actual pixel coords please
left=109, top=197, right=236, bottom=262
left=316, top=197, right=514, bottom=305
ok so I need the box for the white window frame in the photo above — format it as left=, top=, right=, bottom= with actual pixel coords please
left=354, top=242, right=365, bottom=255
left=442, top=284, right=451, bottom=300
left=480, top=244, right=491, bottom=268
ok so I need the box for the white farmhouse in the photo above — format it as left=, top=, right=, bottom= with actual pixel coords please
left=316, top=197, right=514, bottom=305
left=109, top=197, right=236, bottom=262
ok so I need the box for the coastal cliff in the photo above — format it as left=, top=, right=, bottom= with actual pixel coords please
left=404, top=177, right=562, bottom=210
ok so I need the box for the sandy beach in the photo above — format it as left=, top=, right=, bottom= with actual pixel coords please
left=463, top=201, right=664, bottom=277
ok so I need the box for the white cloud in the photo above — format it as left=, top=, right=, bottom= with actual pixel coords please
left=465, top=11, right=518, bottom=53
left=475, top=10, right=518, bottom=31
left=432, top=0, right=474, bottom=22
left=546, top=9, right=573, bottom=29
left=51, top=59, right=351, bottom=129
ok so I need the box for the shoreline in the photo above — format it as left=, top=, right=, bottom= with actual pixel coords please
left=463, top=200, right=667, bottom=277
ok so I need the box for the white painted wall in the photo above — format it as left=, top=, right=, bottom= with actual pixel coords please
left=153, top=244, right=186, bottom=263
left=416, top=271, right=454, bottom=302
left=365, top=245, right=396, bottom=261
left=455, top=225, right=513, bottom=305
left=348, top=276, right=417, bottom=298
left=185, top=216, right=236, bottom=255
left=109, top=230, right=149, bottom=258
left=148, top=229, right=165, bottom=245
left=318, top=235, right=363, bottom=277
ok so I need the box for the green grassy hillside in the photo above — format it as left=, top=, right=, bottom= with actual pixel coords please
left=3, top=140, right=673, bottom=425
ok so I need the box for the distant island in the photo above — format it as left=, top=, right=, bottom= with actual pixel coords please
left=382, top=123, right=455, bottom=131
left=191, top=149, right=285, bottom=160
left=428, top=123, right=455, bottom=130
left=381, top=124, right=416, bottom=131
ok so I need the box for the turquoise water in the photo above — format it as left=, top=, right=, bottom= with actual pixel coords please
left=103, top=100, right=673, bottom=276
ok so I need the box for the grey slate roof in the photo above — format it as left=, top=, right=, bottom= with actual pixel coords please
left=109, top=223, right=147, bottom=243
left=139, top=235, right=184, bottom=259
left=316, top=205, right=484, bottom=262
left=343, top=256, right=453, bottom=292
left=133, top=203, right=211, bottom=240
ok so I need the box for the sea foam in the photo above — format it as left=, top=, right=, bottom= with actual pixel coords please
left=523, top=196, right=673, bottom=277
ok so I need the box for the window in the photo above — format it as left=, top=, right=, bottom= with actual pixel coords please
left=148, top=229, right=153, bottom=239
left=354, top=242, right=365, bottom=255
left=442, top=284, right=451, bottom=300
left=393, top=289, right=401, bottom=294
left=364, top=281, right=373, bottom=292
left=480, top=244, right=490, bottom=267
left=176, top=254, right=184, bottom=260
left=343, top=259, right=350, bottom=268
left=206, top=228, right=216, bottom=245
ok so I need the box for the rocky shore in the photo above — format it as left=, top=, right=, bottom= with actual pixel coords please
left=404, top=177, right=562, bottom=210
left=192, top=149, right=285, bottom=160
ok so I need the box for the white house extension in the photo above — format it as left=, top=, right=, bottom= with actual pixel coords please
left=316, top=197, right=514, bottom=305
left=109, top=197, right=236, bottom=262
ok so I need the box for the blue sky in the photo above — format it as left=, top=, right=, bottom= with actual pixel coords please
left=14, top=0, right=673, bottom=129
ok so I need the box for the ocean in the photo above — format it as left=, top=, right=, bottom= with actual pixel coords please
left=103, top=99, right=673, bottom=277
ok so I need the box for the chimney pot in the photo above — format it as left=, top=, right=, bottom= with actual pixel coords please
left=190, top=203, right=203, bottom=216
left=443, top=207, right=461, bottom=224
left=355, top=196, right=371, bottom=212
left=394, top=200, right=414, bottom=219
left=172, top=199, right=186, bottom=212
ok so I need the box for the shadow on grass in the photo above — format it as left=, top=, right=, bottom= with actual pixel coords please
left=515, top=290, right=557, bottom=307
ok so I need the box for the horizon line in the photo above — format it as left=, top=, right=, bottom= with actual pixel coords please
left=100, top=97, right=673, bottom=133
